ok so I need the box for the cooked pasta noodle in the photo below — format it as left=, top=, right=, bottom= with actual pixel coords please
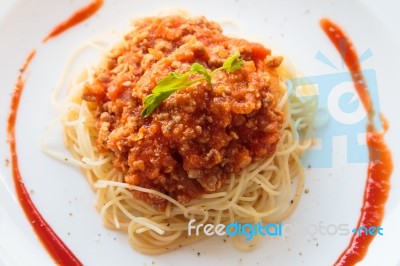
left=42, top=15, right=316, bottom=254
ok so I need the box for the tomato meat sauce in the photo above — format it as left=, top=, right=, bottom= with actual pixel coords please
left=82, top=16, right=284, bottom=209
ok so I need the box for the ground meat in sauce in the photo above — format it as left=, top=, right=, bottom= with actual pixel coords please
left=82, top=16, right=284, bottom=210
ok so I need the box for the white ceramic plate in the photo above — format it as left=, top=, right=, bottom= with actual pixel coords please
left=1, top=0, right=399, bottom=265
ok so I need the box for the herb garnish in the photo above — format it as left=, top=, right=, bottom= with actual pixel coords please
left=141, top=51, right=243, bottom=117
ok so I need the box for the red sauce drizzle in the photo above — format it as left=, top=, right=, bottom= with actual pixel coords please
left=6, top=0, right=103, bottom=264
left=43, top=0, right=104, bottom=42
left=320, top=18, right=393, bottom=266
left=7, top=50, right=83, bottom=265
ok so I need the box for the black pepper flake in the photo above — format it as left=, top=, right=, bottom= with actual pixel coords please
left=197, top=252, right=200, bottom=257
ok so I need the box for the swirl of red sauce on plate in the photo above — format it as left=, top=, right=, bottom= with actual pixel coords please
left=320, top=18, right=393, bottom=266
left=7, top=49, right=82, bottom=266
left=6, top=0, right=103, bottom=265
left=43, top=0, right=103, bottom=42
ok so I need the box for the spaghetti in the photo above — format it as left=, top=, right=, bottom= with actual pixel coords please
left=43, top=15, right=316, bottom=254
